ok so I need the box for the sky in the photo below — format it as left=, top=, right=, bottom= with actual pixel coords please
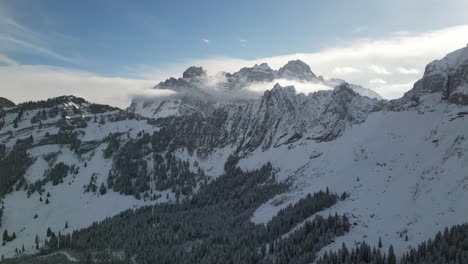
left=1, top=0, right=468, bottom=108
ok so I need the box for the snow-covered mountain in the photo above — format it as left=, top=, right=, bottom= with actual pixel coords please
left=0, top=46, right=467, bottom=262
left=129, top=60, right=382, bottom=119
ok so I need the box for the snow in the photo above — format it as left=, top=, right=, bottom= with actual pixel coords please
left=129, top=99, right=181, bottom=119
left=243, top=102, right=468, bottom=256
left=426, top=46, right=468, bottom=75
left=0, top=144, right=157, bottom=258
left=0, top=104, right=163, bottom=259
left=173, top=147, right=235, bottom=177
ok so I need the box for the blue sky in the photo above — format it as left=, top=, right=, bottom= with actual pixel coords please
left=1, top=0, right=468, bottom=107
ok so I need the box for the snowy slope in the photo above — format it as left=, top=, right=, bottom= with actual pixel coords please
left=243, top=99, right=468, bottom=255
left=0, top=98, right=166, bottom=257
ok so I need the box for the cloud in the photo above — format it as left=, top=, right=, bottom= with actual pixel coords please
left=369, top=78, right=387, bottom=84
left=202, top=38, right=211, bottom=44
left=0, top=53, right=18, bottom=66
left=0, top=14, right=82, bottom=65
left=368, top=65, right=391, bottom=75
left=372, top=81, right=416, bottom=99
left=332, top=67, right=362, bottom=75
left=240, top=39, right=247, bottom=48
left=352, top=26, right=368, bottom=34
left=397, top=67, right=420, bottom=74
left=0, top=65, right=154, bottom=109
left=245, top=79, right=333, bottom=95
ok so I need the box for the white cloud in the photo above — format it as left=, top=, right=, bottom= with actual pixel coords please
left=240, top=39, right=247, bottom=48
left=245, top=79, right=333, bottom=95
left=0, top=65, right=155, bottom=108
left=332, top=67, right=362, bottom=75
left=352, top=26, right=368, bottom=34
left=397, top=67, right=420, bottom=74
left=368, top=65, right=391, bottom=75
left=372, top=81, right=416, bottom=99
left=0, top=53, right=18, bottom=66
left=369, top=78, right=387, bottom=84
left=202, top=38, right=211, bottom=44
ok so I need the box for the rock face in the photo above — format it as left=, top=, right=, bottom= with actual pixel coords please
left=403, top=46, right=468, bottom=105
left=149, top=83, right=383, bottom=157
left=325, top=79, right=383, bottom=100
left=182, top=66, right=207, bottom=82
left=277, top=60, right=318, bottom=81
left=222, top=63, right=276, bottom=90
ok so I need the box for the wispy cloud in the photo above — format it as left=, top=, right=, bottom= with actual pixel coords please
left=240, top=39, right=247, bottom=48
left=369, top=78, right=387, bottom=84
left=0, top=53, right=18, bottom=66
left=352, top=26, right=368, bottom=34
left=332, top=66, right=362, bottom=75
left=397, top=67, right=420, bottom=74
left=368, top=65, right=391, bottom=75
left=0, top=12, right=82, bottom=65
left=201, top=38, right=211, bottom=44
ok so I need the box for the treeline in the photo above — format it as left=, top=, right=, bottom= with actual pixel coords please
left=317, top=241, right=396, bottom=264
left=41, top=161, right=348, bottom=264
left=401, top=224, right=468, bottom=264
left=267, top=189, right=343, bottom=240
left=0, top=136, right=34, bottom=197
left=5, top=96, right=117, bottom=114
left=268, top=213, right=350, bottom=264
left=107, top=133, right=205, bottom=199
left=316, top=223, right=468, bottom=264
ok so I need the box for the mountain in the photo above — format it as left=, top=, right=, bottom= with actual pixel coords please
left=0, top=97, right=15, bottom=108
left=0, top=47, right=468, bottom=263
left=129, top=60, right=383, bottom=119
left=277, top=59, right=318, bottom=81
left=325, top=78, right=383, bottom=100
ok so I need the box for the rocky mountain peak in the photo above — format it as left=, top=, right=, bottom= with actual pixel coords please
left=252, top=63, right=273, bottom=72
left=277, top=59, right=317, bottom=81
left=182, top=66, right=207, bottom=81
left=403, top=46, right=468, bottom=105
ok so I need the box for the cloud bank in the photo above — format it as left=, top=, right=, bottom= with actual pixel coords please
left=0, top=65, right=155, bottom=108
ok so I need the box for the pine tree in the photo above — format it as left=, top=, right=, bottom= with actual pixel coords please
left=99, top=183, right=107, bottom=195
left=2, top=229, right=8, bottom=242
left=388, top=245, right=396, bottom=264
